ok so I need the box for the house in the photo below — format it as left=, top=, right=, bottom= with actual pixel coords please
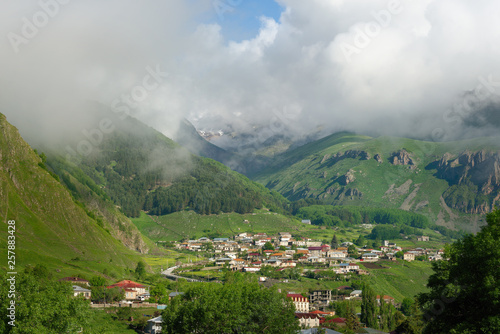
left=145, top=315, right=162, bottom=334
left=229, top=258, right=246, bottom=267
left=293, top=239, right=307, bottom=247
left=361, top=253, right=379, bottom=261
left=404, top=252, right=415, bottom=262
left=287, top=293, right=310, bottom=312
left=309, top=290, right=332, bottom=307
left=428, top=254, right=442, bottom=261
left=213, top=238, right=229, bottom=243
left=323, top=317, right=347, bottom=327
left=334, top=263, right=359, bottom=274
left=380, top=246, right=391, bottom=253
left=328, top=251, right=347, bottom=258
left=270, top=252, right=284, bottom=260
left=107, top=280, right=148, bottom=300
left=308, top=247, right=322, bottom=257
left=264, top=259, right=282, bottom=267
left=124, top=289, right=139, bottom=300
left=376, top=295, right=395, bottom=305
left=295, top=313, right=320, bottom=328
left=301, top=220, right=311, bottom=224
left=215, top=257, right=232, bottom=265
left=307, top=256, right=325, bottom=263
left=417, top=236, right=430, bottom=242
left=72, top=285, right=91, bottom=299
left=242, top=267, right=260, bottom=272
left=281, top=260, right=297, bottom=268
left=188, top=243, right=202, bottom=251
left=59, top=277, right=90, bottom=286
left=168, top=292, right=184, bottom=300
left=349, top=290, right=362, bottom=298
left=299, top=328, right=343, bottom=334
left=297, top=249, right=310, bottom=256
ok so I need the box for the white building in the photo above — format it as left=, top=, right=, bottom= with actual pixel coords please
left=146, top=316, right=162, bottom=334
left=287, top=293, right=310, bottom=312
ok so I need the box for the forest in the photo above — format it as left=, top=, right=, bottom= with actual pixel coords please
left=295, top=205, right=430, bottom=228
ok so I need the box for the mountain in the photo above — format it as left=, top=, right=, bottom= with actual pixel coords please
left=252, top=132, right=500, bottom=232
left=173, top=119, right=245, bottom=172
left=0, top=113, right=144, bottom=276
left=43, top=104, right=289, bottom=220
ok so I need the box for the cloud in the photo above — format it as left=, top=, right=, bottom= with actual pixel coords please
left=1, top=0, right=500, bottom=151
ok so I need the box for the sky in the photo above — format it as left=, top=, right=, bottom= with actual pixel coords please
left=1, top=0, right=500, bottom=151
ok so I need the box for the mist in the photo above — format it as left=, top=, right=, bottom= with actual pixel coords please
left=1, top=0, right=500, bottom=153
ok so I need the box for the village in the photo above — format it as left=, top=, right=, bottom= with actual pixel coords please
left=61, top=231, right=445, bottom=334
left=172, top=231, right=444, bottom=273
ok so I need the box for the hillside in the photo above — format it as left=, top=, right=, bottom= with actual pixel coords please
left=0, top=113, right=143, bottom=277
left=253, top=132, right=500, bottom=232
left=131, top=210, right=306, bottom=242
left=42, top=104, right=289, bottom=219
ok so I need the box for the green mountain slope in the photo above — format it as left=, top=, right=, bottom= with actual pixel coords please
left=0, top=113, right=142, bottom=276
left=253, top=132, right=500, bottom=232
left=45, top=104, right=289, bottom=219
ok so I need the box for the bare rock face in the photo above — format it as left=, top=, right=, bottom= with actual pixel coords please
left=338, top=169, right=355, bottom=185
left=323, top=186, right=363, bottom=201
left=390, top=149, right=415, bottom=166
left=437, top=150, right=500, bottom=190
left=435, top=150, right=500, bottom=213
left=374, top=154, right=383, bottom=163
left=329, top=150, right=371, bottom=164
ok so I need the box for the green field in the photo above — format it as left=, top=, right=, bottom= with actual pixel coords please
left=132, top=210, right=312, bottom=241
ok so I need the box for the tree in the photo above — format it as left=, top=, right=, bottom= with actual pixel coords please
left=89, top=276, right=106, bottom=287
left=0, top=271, right=91, bottom=333
left=345, top=309, right=361, bottom=332
left=401, top=298, right=414, bottom=316
left=355, top=235, right=366, bottom=247
left=162, top=277, right=300, bottom=333
left=135, top=260, right=147, bottom=279
left=150, top=282, right=168, bottom=303
left=348, top=244, right=359, bottom=258
left=331, top=234, right=339, bottom=249
left=360, top=283, right=377, bottom=328
left=263, top=241, right=275, bottom=251
left=418, top=209, right=500, bottom=334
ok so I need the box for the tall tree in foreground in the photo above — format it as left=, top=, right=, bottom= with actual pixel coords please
left=361, top=283, right=377, bottom=328
left=162, top=276, right=299, bottom=333
left=419, top=209, right=500, bottom=334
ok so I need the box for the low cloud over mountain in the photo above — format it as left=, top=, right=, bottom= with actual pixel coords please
left=1, top=0, right=500, bottom=148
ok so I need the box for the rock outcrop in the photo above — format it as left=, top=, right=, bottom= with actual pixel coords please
left=328, top=150, right=370, bottom=165
left=435, top=150, right=500, bottom=213
left=338, top=169, right=356, bottom=185
left=390, top=149, right=415, bottom=166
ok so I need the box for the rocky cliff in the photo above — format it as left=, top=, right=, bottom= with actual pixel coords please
left=435, top=150, right=500, bottom=213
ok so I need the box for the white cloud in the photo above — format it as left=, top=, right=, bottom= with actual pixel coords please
left=1, top=0, right=500, bottom=148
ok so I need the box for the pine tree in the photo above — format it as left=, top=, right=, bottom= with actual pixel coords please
left=331, top=234, right=339, bottom=249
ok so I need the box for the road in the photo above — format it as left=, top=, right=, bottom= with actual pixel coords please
left=161, top=266, right=203, bottom=283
